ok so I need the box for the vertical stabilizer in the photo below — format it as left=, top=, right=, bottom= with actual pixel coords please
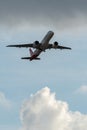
left=29, top=48, right=34, bottom=56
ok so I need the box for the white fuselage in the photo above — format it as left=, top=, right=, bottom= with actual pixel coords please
left=31, top=31, right=54, bottom=60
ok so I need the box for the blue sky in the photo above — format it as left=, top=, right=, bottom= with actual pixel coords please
left=0, top=26, right=87, bottom=130
left=0, top=0, right=87, bottom=130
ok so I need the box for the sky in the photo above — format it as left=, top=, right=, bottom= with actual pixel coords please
left=0, top=0, right=87, bottom=130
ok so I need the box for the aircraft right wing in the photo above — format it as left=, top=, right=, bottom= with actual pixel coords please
left=6, top=43, right=33, bottom=48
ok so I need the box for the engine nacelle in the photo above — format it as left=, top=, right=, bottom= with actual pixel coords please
left=33, top=41, right=40, bottom=48
left=53, top=41, right=58, bottom=48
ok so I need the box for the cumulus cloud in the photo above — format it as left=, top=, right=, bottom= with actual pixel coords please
left=0, top=91, right=11, bottom=109
left=75, top=85, right=87, bottom=94
left=0, top=0, right=87, bottom=30
left=20, top=87, right=87, bottom=130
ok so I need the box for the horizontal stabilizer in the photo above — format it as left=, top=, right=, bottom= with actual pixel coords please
left=21, top=57, right=40, bottom=60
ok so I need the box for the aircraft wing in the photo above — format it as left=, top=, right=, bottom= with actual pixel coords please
left=6, top=43, right=33, bottom=48
left=57, top=45, right=71, bottom=50
left=48, top=44, right=71, bottom=50
left=7, top=43, right=71, bottom=50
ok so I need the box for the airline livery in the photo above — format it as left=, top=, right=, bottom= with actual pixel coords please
left=7, top=31, right=71, bottom=61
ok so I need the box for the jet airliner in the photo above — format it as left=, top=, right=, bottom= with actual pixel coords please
left=7, top=31, right=71, bottom=61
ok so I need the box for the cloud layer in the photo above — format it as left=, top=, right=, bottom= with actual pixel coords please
left=0, top=0, right=87, bottom=30
left=20, top=87, right=87, bottom=130
left=0, top=91, right=11, bottom=109
left=75, top=85, right=87, bottom=94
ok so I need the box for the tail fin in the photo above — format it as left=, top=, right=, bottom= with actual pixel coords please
left=29, top=48, right=33, bottom=56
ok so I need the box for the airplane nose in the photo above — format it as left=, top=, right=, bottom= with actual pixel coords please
left=48, top=31, right=54, bottom=35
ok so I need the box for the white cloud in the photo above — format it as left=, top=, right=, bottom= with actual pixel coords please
left=0, top=91, right=11, bottom=109
left=75, top=85, right=87, bottom=94
left=20, top=87, right=87, bottom=130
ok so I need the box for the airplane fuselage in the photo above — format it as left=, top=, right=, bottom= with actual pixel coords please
left=30, top=31, right=54, bottom=60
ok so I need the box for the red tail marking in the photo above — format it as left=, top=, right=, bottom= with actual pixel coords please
left=29, top=48, right=33, bottom=56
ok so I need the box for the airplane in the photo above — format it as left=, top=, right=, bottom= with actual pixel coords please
left=6, top=31, right=71, bottom=61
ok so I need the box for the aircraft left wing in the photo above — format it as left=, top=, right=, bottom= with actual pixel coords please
left=6, top=43, right=33, bottom=48
left=48, top=44, right=71, bottom=50
left=57, top=45, right=71, bottom=50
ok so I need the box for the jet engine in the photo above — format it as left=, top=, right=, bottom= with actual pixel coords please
left=53, top=41, right=58, bottom=48
left=33, top=41, right=40, bottom=48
